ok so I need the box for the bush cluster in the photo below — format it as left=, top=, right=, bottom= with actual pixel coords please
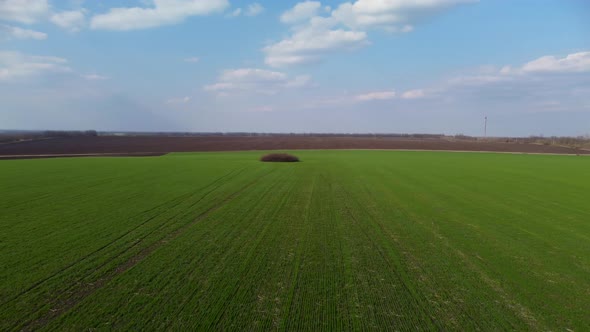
left=260, top=153, right=300, bottom=162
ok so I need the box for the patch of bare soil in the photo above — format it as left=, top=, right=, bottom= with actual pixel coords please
left=0, top=136, right=587, bottom=157
left=0, top=152, right=167, bottom=160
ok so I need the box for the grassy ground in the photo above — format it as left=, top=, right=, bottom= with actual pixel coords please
left=1, top=151, right=589, bottom=330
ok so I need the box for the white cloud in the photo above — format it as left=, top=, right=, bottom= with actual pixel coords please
left=280, top=1, right=321, bottom=24
left=228, top=8, right=242, bottom=17
left=449, top=74, right=512, bottom=86
left=0, top=51, right=71, bottom=81
left=420, top=50, right=590, bottom=117
left=0, top=24, right=47, bottom=40
left=166, top=96, right=191, bottom=104
left=82, top=74, right=109, bottom=81
left=184, top=57, right=200, bottom=63
left=356, top=90, right=396, bottom=101
left=284, top=74, right=312, bottom=87
left=0, top=0, right=50, bottom=24
left=450, top=51, right=590, bottom=87
left=245, top=3, right=264, bottom=17
left=401, top=89, right=426, bottom=99
left=264, top=20, right=368, bottom=67
left=331, top=0, right=477, bottom=31
left=90, top=0, right=229, bottom=30
left=50, top=10, right=86, bottom=32
left=0, top=2, right=85, bottom=32
left=247, top=105, right=274, bottom=112
left=499, top=65, right=512, bottom=75
left=204, top=68, right=312, bottom=95
left=521, top=52, right=590, bottom=74
left=350, top=88, right=428, bottom=102
left=267, top=0, right=474, bottom=67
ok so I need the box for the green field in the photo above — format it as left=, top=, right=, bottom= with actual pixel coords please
left=1, top=151, right=589, bottom=330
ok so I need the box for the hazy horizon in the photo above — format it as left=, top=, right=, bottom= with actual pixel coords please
left=1, top=0, right=589, bottom=136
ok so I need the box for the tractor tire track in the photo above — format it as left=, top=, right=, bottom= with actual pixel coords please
left=1, top=168, right=246, bottom=311
left=365, top=169, right=543, bottom=330
left=281, top=175, right=316, bottom=331
left=159, top=169, right=289, bottom=330
left=21, top=169, right=273, bottom=331
left=331, top=178, right=439, bottom=330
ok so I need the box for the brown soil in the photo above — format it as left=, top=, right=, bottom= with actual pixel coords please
left=0, top=152, right=166, bottom=160
left=0, top=136, right=587, bottom=159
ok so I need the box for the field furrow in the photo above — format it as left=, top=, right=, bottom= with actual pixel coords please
left=1, top=150, right=588, bottom=331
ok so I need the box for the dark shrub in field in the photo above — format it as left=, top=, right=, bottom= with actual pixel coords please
left=260, top=153, right=300, bottom=162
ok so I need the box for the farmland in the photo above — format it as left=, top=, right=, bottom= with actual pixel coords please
left=1, top=135, right=588, bottom=157
left=1, top=150, right=589, bottom=330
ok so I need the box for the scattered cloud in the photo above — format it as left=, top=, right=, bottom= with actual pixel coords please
left=227, top=3, right=263, bottom=18
left=0, top=24, right=47, bottom=40
left=356, top=90, right=396, bottom=101
left=166, top=96, right=191, bottom=104
left=499, top=66, right=512, bottom=75
left=280, top=1, right=322, bottom=24
left=50, top=10, right=86, bottom=32
left=284, top=74, right=312, bottom=88
left=0, top=51, right=71, bottom=81
left=0, top=1, right=85, bottom=32
left=245, top=3, right=264, bottom=17
left=521, top=51, right=590, bottom=74
left=449, top=74, right=512, bottom=86
left=204, top=68, right=312, bottom=95
left=184, top=57, right=200, bottom=63
left=82, top=74, right=109, bottom=81
left=266, top=0, right=475, bottom=67
left=450, top=51, right=590, bottom=88
left=401, top=89, right=426, bottom=99
left=355, top=89, right=428, bottom=101
left=228, top=8, right=242, bottom=17
left=90, top=0, right=229, bottom=30
left=331, top=0, right=477, bottom=31
left=264, top=21, right=368, bottom=67
left=415, top=50, right=590, bottom=116
left=305, top=87, right=429, bottom=107
left=330, top=88, right=429, bottom=103
left=0, top=0, right=50, bottom=24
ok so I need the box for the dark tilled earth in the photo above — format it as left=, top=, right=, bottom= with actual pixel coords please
left=0, top=136, right=588, bottom=158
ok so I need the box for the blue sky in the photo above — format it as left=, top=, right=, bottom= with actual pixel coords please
left=1, top=0, right=589, bottom=136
